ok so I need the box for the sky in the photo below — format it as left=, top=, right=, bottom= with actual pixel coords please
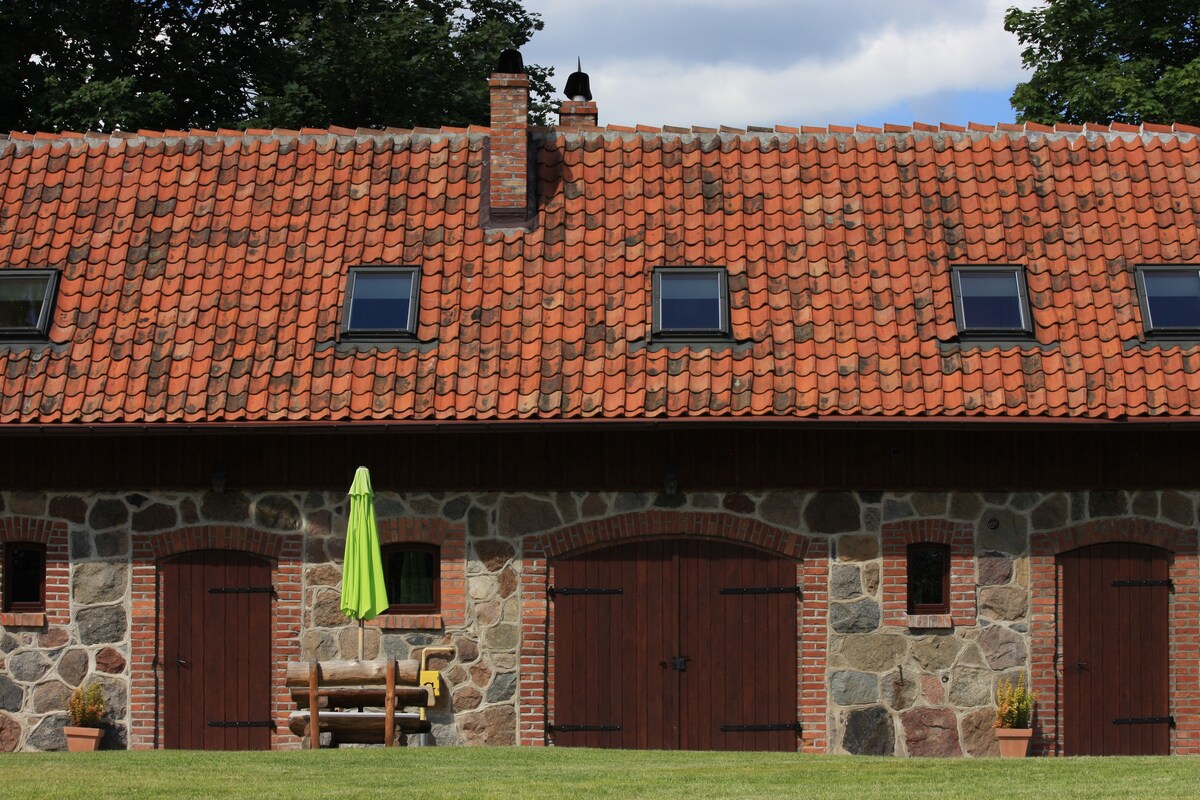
left=520, top=0, right=1044, bottom=129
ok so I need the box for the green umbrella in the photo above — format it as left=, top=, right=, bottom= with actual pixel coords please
left=342, top=466, right=389, bottom=659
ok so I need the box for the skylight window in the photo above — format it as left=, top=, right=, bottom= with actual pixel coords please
left=343, top=267, right=419, bottom=336
left=1137, top=267, right=1200, bottom=333
left=951, top=266, right=1031, bottom=336
left=653, top=268, right=729, bottom=337
left=0, top=269, right=58, bottom=338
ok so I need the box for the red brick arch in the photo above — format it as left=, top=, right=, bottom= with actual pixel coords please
left=517, top=511, right=828, bottom=752
left=1029, top=519, right=1200, bottom=756
left=129, top=526, right=303, bottom=750
left=0, top=516, right=69, bottom=627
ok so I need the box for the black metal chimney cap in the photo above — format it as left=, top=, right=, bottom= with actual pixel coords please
left=563, top=57, right=592, bottom=102
left=496, top=49, right=525, bottom=75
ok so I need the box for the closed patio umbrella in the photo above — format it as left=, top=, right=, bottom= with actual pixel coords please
left=342, top=466, right=389, bottom=660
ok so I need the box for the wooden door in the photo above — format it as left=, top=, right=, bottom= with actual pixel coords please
left=162, top=550, right=274, bottom=750
left=551, top=539, right=798, bottom=751
left=1061, top=542, right=1170, bottom=755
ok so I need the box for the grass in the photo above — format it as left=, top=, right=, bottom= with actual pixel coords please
left=1, top=748, right=1196, bottom=800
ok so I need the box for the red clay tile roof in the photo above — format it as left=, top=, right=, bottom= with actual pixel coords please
left=2, top=122, right=1200, bottom=425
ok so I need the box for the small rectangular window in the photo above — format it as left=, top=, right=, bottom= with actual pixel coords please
left=3, top=542, right=46, bottom=613
left=343, top=267, right=419, bottom=336
left=0, top=269, right=58, bottom=338
left=907, top=543, right=949, bottom=615
left=653, top=267, right=729, bottom=336
left=951, top=266, right=1031, bottom=336
left=1137, top=267, right=1200, bottom=333
left=383, top=544, right=439, bottom=613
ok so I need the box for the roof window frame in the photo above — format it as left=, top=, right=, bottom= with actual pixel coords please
left=651, top=266, right=731, bottom=339
left=950, top=264, right=1033, bottom=339
left=341, top=265, right=420, bottom=339
left=1135, top=265, right=1200, bottom=336
left=0, top=268, right=59, bottom=340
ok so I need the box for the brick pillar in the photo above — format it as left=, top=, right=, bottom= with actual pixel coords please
left=487, top=73, right=530, bottom=226
left=557, top=100, right=598, bottom=129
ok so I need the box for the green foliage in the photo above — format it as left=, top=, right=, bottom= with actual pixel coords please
left=1006, top=0, right=1200, bottom=125
left=1, top=0, right=552, bottom=132
left=995, top=673, right=1034, bottom=729
left=67, top=682, right=106, bottom=728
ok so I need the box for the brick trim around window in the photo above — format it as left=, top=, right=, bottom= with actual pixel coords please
left=881, top=519, right=976, bottom=628
left=1029, top=519, right=1200, bottom=756
left=0, top=517, right=68, bottom=628
left=518, top=511, right=828, bottom=753
left=369, top=517, right=466, bottom=631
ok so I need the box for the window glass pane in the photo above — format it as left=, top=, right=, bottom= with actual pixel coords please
left=7, top=546, right=43, bottom=606
left=0, top=276, right=49, bottom=329
left=959, top=272, right=1023, bottom=330
left=1144, top=271, right=1200, bottom=329
left=348, top=272, right=413, bottom=330
left=385, top=549, right=436, bottom=607
left=909, top=547, right=945, bottom=609
left=661, top=273, right=721, bottom=330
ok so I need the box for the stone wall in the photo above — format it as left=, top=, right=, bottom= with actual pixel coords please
left=1, top=487, right=1197, bottom=754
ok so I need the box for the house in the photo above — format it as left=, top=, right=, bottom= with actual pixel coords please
left=1, top=54, right=1199, bottom=756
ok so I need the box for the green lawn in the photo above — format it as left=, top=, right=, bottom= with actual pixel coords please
left=2, top=748, right=1196, bottom=800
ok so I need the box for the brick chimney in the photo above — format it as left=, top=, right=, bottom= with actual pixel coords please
left=487, top=66, right=531, bottom=227
left=558, top=100, right=598, bottom=129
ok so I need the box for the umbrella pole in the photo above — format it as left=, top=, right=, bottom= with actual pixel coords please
left=358, top=619, right=365, bottom=660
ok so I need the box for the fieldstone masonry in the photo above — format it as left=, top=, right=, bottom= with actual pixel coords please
left=1, top=487, right=1197, bottom=753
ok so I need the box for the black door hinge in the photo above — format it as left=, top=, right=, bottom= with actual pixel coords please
left=1113, top=716, right=1174, bottom=725
left=208, top=720, right=275, bottom=728
left=719, top=586, right=801, bottom=596
left=548, top=587, right=623, bottom=598
left=547, top=724, right=621, bottom=732
left=209, top=586, right=274, bottom=594
left=1111, top=579, right=1173, bottom=588
left=720, top=723, right=802, bottom=733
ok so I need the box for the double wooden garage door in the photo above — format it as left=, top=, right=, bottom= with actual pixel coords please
left=551, top=539, right=798, bottom=751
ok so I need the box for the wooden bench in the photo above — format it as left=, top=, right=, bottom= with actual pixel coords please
left=285, top=658, right=434, bottom=748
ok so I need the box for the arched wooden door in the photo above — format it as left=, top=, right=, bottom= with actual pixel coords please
left=551, top=538, right=798, bottom=751
left=161, top=550, right=274, bottom=750
left=1061, top=542, right=1170, bottom=755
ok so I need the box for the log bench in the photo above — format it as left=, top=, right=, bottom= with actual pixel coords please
left=285, top=659, right=434, bottom=748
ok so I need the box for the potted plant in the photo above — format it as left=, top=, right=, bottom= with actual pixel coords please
left=64, top=682, right=106, bottom=752
left=994, top=674, right=1035, bottom=757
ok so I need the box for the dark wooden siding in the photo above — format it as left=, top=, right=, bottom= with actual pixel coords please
left=1061, top=542, right=1170, bottom=756
left=4, top=424, right=1200, bottom=491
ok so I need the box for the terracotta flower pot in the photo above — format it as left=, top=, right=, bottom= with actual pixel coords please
left=64, top=725, right=104, bottom=752
left=995, top=727, right=1033, bottom=758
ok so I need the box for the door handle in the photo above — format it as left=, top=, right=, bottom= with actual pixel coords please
left=672, top=656, right=690, bottom=672
left=176, top=658, right=189, bottom=667
left=1076, top=661, right=1088, bottom=671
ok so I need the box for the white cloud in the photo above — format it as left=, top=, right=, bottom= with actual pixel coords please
left=523, top=0, right=1045, bottom=127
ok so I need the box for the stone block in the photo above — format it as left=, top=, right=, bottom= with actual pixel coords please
left=459, top=703, right=515, bottom=745
left=977, top=508, right=1027, bottom=554
left=1162, top=491, right=1195, bottom=526
left=1088, top=490, right=1127, bottom=519
left=26, top=713, right=68, bottom=752
left=830, top=598, right=880, bottom=634
left=452, top=685, right=482, bottom=711
left=8, top=492, right=46, bottom=517
left=32, top=680, right=70, bottom=714
left=949, top=492, right=982, bottom=521
left=497, top=567, right=518, bottom=598
left=0, top=675, right=22, bottom=712
left=95, top=647, right=126, bottom=674
left=977, top=552, right=1013, bottom=586
left=200, top=491, right=251, bottom=523
left=835, top=634, right=906, bottom=672
left=48, top=495, right=88, bottom=524
left=485, top=671, right=517, bottom=703
left=836, top=534, right=878, bottom=562
left=901, top=707, right=961, bottom=757
left=830, top=563, right=862, bottom=600
left=57, top=649, right=88, bottom=687
left=305, top=564, right=341, bottom=587
left=497, top=496, right=560, bottom=536
left=842, top=705, right=893, bottom=755
left=978, top=586, right=1028, bottom=621
left=883, top=498, right=915, bottom=521
left=949, top=667, right=992, bottom=707
left=77, top=606, right=127, bottom=645
left=920, top=673, right=946, bottom=705
left=882, top=668, right=917, bottom=711
left=960, top=707, right=1000, bottom=757
left=484, top=624, right=518, bottom=651
left=978, top=625, right=1027, bottom=670
left=8, top=651, right=51, bottom=682
left=759, top=492, right=801, bottom=529
left=806, top=492, right=861, bottom=533
left=0, top=714, right=20, bottom=752
left=910, top=634, right=962, bottom=671
left=831, top=671, right=878, bottom=705
left=73, top=563, right=129, bottom=605
left=94, top=531, right=129, bottom=558
left=474, top=540, right=515, bottom=572
left=721, top=493, right=755, bottom=514
left=254, top=495, right=302, bottom=530
left=131, top=502, right=178, bottom=532
left=88, top=498, right=128, bottom=530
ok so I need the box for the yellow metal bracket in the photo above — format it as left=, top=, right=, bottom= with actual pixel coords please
left=417, top=647, right=454, bottom=721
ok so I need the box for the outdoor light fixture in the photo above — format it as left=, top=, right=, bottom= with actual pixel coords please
left=663, top=462, right=679, bottom=495
left=211, top=463, right=228, bottom=493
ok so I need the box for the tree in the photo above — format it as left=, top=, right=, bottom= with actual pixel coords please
left=252, top=0, right=553, bottom=130
left=0, top=0, right=552, bottom=132
left=1006, top=0, right=1200, bottom=125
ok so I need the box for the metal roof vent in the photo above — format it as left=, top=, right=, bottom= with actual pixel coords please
left=496, top=48, right=525, bottom=75
left=563, top=57, right=592, bottom=102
